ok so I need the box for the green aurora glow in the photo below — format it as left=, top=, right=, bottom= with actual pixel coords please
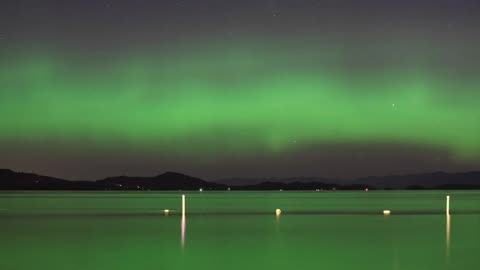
left=1, top=41, right=479, bottom=160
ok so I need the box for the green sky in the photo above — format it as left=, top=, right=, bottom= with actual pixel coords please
left=1, top=40, right=479, bottom=163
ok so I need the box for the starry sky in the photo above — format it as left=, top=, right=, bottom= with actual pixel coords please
left=1, top=0, right=480, bottom=180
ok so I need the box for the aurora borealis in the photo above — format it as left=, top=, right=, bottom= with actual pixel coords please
left=1, top=0, right=480, bottom=180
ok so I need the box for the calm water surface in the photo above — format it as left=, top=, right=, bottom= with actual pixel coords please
left=0, top=191, right=479, bottom=269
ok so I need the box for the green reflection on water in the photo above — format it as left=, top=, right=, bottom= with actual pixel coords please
left=0, top=191, right=479, bottom=270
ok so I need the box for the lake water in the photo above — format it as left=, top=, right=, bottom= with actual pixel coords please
left=0, top=191, right=479, bottom=269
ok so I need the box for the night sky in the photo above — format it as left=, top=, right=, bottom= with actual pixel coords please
left=1, top=0, right=480, bottom=180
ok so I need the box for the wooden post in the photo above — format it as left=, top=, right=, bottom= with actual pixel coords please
left=182, top=194, right=186, bottom=218
left=446, top=195, right=450, bottom=216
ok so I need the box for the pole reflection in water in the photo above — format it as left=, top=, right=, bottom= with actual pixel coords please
left=275, top=209, right=281, bottom=230
left=181, top=216, right=186, bottom=250
left=446, top=214, right=451, bottom=258
left=275, top=213, right=280, bottom=232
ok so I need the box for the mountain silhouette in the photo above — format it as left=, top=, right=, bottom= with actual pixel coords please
left=216, top=176, right=347, bottom=186
left=96, top=171, right=225, bottom=190
left=1, top=169, right=480, bottom=190
left=355, top=171, right=480, bottom=189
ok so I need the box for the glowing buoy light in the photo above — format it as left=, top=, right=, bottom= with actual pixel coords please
left=276, top=209, right=282, bottom=216
left=383, top=210, right=391, bottom=215
left=164, top=209, right=170, bottom=216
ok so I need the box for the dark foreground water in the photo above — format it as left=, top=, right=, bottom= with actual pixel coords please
left=0, top=191, right=479, bottom=270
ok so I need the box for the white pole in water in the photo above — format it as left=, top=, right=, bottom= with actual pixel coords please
left=182, top=194, right=186, bottom=218
left=446, top=195, right=450, bottom=215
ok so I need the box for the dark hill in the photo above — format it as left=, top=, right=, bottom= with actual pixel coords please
left=355, top=171, right=480, bottom=189
left=217, top=176, right=346, bottom=186
left=96, top=171, right=225, bottom=190
left=0, top=169, right=71, bottom=190
left=0, top=169, right=225, bottom=190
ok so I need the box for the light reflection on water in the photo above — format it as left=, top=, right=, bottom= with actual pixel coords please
left=0, top=191, right=479, bottom=270
left=446, top=213, right=451, bottom=258
left=181, top=216, right=186, bottom=251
